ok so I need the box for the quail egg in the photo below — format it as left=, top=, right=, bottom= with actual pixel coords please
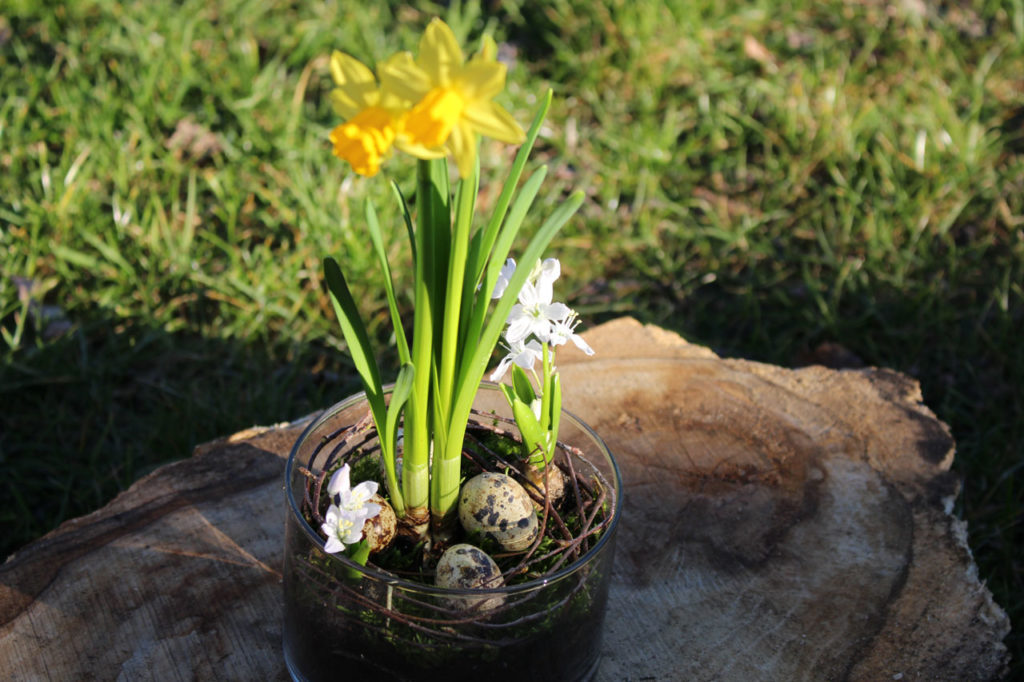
left=434, top=543, right=505, bottom=612
left=458, top=472, right=539, bottom=552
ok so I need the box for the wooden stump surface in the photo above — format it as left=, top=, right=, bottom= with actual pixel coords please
left=0, top=317, right=1010, bottom=680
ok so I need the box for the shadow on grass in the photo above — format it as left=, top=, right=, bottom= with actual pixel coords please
left=0, top=310, right=361, bottom=562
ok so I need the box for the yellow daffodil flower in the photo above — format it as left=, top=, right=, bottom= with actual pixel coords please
left=327, top=51, right=406, bottom=177
left=379, top=18, right=525, bottom=177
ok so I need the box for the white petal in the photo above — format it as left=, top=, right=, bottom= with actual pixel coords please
left=516, top=280, right=540, bottom=306
left=327, top=463, right=351, bottom=498
left=571, top=334, right=595, bottom=356
left=542, top=302, right=571, bottom=321
left=323, top=535, right=346, bottom=553
left=492, top=258, right=517, bottom=299
left=537, top=258, right=560, bottom=286
left=490, top=354, right=514, bottom=382
left=529, top=319, right=553, bottom=344
left=505, top=315, right=533, bottom=344
left=321, top=505, right=347, bottom=553
left=353, top=480, right=379, bottom=501
left=331, top=506, right=369, bottom=546
left=512, top=348, right=539, bottom=371
left=531, top=260, right=558, bottom=303
left=342, top=522, right=365, bottom=544
left=533, top=279, right=554, bottom=305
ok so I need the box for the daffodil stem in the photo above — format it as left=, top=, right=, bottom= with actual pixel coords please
left=403, top=160, right=443, bottom=527
left=431, top=161, right=478, bottom=532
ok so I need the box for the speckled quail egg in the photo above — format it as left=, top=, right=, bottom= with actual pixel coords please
left=434, top=543, right=505, bottom=612
left=361, top=494, right=397, bottom=553
left=458, top=472, right=539, bottom=552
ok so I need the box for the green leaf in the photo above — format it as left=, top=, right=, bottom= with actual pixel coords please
left=546, top=372, right=561, bottom=465
left=421, top=157, right=451, bottom=331
left=453, top=188, right=585, bottom=419
left=403, top=160, right=444, bottom=513
left=382, top=362, right=415, bottom=515
left=365, top=199, right=410, bottom=364
left=460, top=167, right=546, bottom=362
left=499, top=382, right=517, bottom=407
left=390, top=181, right=416, bottom=264
left=539, top=344, right=553, bottom=433
left=482, top=167, right=547, bottom=291
left=460, top=93, right=552, bottom=364
left=511, top=364, right=536, bottom=404
left=323, top=256, right=386, bottom=429
left=438, top=157, right=479, bottom=420
left=468, top=89, right=553, bottom=291
left=511, top=397, right=547, bottom=464
left=387, top=362, right=416, bottom=437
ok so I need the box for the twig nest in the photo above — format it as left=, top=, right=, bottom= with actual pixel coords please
left=435, top=543, right=505, bottom=612
left=521, top=462, right=567, bottom=511
left=361, top=494, right=397, bottom=553
left=458, top=473, right=539, bottom=552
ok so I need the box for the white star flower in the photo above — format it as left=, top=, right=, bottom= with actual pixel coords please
left=489, top=338, right=544, bottom=382
left=321, top=504, right=370, bottom=554
left=504, top=258, right=570, bottom=344
left=328, top=463, right=382, bottom=518
left=549, top=311, right=595, bottom=356
left=530, top=258, right=561, bottom=304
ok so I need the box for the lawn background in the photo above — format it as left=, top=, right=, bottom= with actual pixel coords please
left=2, top=0, right=1021, bottom=673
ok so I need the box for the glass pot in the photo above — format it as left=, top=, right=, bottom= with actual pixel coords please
left=282, top=383, right=621, bottom=682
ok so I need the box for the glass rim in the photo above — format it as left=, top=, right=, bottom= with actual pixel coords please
left=285, top=381, right=622, bottom=596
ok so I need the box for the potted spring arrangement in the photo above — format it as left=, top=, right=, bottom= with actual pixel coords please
left=282, top=19, right=621, bottom=682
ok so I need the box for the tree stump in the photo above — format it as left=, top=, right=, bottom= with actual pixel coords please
left=0, top=318, right=1010, bottom=680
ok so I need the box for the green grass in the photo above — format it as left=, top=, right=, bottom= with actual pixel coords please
left=2, top=0, right=1021, bottom=671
